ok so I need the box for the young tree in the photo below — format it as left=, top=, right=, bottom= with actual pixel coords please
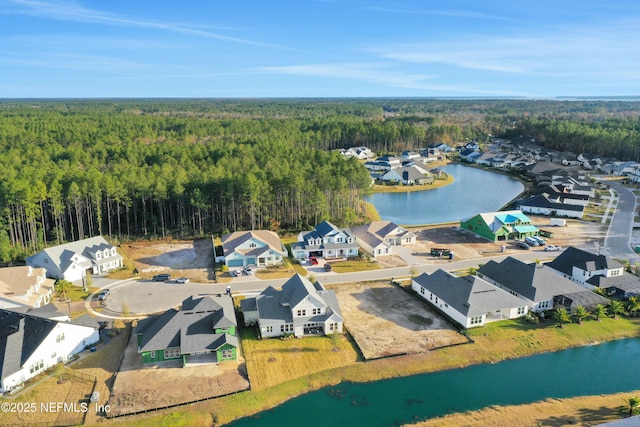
left=593, top=304, right=607, bottom=321
left=609, top=299, right=625, bottom=319
left=553, top=307, right=571, bottom=328
left=618, top=396, right=640, bottom=418
left=573, top=306, right=588, bottom=324
left=627, top=296, right=640, bottom=317
left=55, top=279, right=73, bottom=301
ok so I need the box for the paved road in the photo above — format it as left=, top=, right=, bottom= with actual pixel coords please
left=92, top=249, right=559, bottom=318
left=601, top=180, right=640, bottom=262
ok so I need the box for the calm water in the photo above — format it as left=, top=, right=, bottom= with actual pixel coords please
left=368, top=164, right=525, bottom=225
left=229, top=338, right=640, bottom=427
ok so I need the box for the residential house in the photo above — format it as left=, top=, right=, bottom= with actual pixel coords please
left=584, top=273, right=640, bottom=298
left=339, top=146, right=375, bottom=160
left=222, top=230, right=288, bottom=268
left=401, top=150, right=422, bottom=161
left=351, top=221, right=417, bottom=257
left=459, top=148, right=481, bottom=162
left=290, top=220, right=359, bottom=260
left=380, top=166, right=433, bottom=185
left=135, top=294, right=238, bottom=366
left=26, top=236, right=123, bottom=283
left=240, top=274, right=343, bottom=338
left=603, top=161, right=639, bottom=177
left=0, top=306, right=99, bottom=392
left=412, top=270, right=528, bottom=328
left=460, top=210, right=539, bottom=242
left=546, top=246, right=624, bottom=287
left=517, top=194, right=585, bottom=219
left=364, top=155, right=402, bottom=172
left=0, top=266, right=55, bottom=309
left=477, top=257, right=605, bottom=312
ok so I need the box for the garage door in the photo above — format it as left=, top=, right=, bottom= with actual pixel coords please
left=246, top=257, right=256, bottom=265
left=227, top=259, right=244, bottom=267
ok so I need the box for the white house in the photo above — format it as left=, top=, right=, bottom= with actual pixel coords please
left=240, top=274, right=343, bottom=338
left=26, top=236, right=123, bottom=283
left=222, top=230, right=288, bottom=268
left=290, top=220, right=359, bottom=260
left=0, top=266, right=55, bottom=309
left=0, top=307, right=99, bottom=393
left=546, top=246, right=625, bottom=287
left=351, top=221, right=417, bottom=257
left=412, top=270, right=528, bottom=328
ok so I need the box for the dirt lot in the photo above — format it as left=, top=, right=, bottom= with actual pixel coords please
left=328, top=281, right=468, bottom=360
left=407, top=217, right=607, bottom=262
left=109, top=329, right=249, bottom=416
left=121, top=238, right=216, bottom=282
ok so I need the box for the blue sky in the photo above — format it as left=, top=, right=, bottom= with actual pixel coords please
left=1, top=0, right=639, bottom=98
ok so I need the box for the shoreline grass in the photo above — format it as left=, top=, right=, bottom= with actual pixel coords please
left=112, top=316, right=640, bottom=426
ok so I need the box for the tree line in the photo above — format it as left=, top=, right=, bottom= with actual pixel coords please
left=1, top=99, right=640, bottom=263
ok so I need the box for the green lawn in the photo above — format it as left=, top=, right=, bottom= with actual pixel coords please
left=330, top=260, right=381, bottom=273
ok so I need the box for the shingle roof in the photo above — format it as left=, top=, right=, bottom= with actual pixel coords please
left=519, top=194, right=584, bottom=211
left=28, top=236, right=122, bottom=273
left=546, top=246, right=623, bottom=276
left=136, top=294, right=237, bottom=354
left=222, top=230, right=286, bottom=257
left=478, top=257, right=586, bottom=302
left=413, top=270, right=526, bottom=317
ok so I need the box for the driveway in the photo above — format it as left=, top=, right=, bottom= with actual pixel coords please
left=394, top=245, right=424, bottom=266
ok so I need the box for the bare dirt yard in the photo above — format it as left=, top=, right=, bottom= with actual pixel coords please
left=121, top=238, right=216, bottom=282
left=407, top=217, right=607, bottom=263
left=109, top=329, right=249, bottom=416
left=328, top=281, right=468, bottom=360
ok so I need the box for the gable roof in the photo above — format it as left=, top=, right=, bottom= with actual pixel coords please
left=546, top=246, right=623, bottom=276
left=478, top=257, right=587, bottom=302
left=136, top=294, right=237, bottom=354
left=222, top=230, right=286, bottom=257
left=413, top=270, right=526, bottom=317
left=519, top=194, right=584, bottom=212
left=31, top=236, right=120, bottom=271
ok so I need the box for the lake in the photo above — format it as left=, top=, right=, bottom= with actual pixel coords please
left=367, top=164, right=525, bottom=225
left=229, top=338, right=640, bottom=426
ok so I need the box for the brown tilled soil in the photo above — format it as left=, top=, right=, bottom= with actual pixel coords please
left=121, top=238, right=216, bottom=282
left=109, top=330, right=249, bottom=416
left=328, top=281, right=468, bottom=360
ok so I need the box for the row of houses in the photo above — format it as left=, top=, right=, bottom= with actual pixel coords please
left=412, top=246, right=640, bottom=328
left=224, top=220, right=417, bottom=267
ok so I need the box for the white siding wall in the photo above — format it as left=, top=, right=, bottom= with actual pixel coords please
left=411, top=280, right=478, bottom=328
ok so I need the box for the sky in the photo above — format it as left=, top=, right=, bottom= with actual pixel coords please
left=1, top=0, right=639, bottom=98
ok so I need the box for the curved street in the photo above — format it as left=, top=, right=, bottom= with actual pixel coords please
left=601, top=180, right=640, bottom=262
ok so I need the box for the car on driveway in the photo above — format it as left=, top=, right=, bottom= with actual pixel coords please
left=544, top=245, right=561, bottom=252
left=309, top=257, right=319, bottom=265
left=152, top=273, right=171, bottom=282
left=232, top=269, right=243, bottom=277
left=532, top=236, right=546, bottom=245
left=97, top=289, right=110, bottom=301
left=324, top=263, right=333, bottom=271
left=243, top=266, right=255, bottom=275
left=176, top=277, right=189, bottom=283
left=516, top=241, right=530, bottom=250
left=525, top=236, right=540, bottom=247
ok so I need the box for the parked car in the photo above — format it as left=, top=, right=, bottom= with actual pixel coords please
left=233, top=269, right=243, bottom=277
left=544, top=245, right=561, bottom=252
left=97, top=289, right=110, bottom=301
left=516, top=241, right=530, bottom=250
left=525, top=236, right=539, bottom=247
left=324, top=263, right=333, bottom=271
left=152, top=273, right=171, bottom=282
left=309, top=257, right=319, bottom=265
left=176, top=277, right=189, bottom=283
left=243, top=265, right=255, bottom=275
left=532, top=236, right=546, bottom=245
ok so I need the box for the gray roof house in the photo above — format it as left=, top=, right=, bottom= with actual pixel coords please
left=412, top=270, right=528, bottom=328
left=0, top=266, right=55, bottom=309
left=0, top=306, right=99, bottom=393
left=135, top=294, right=238, bottom=366
left=477, top=257, right=605, bottom=312
left=585, top=273, right=640, bottom=299
left=26, top=236, right=123, bottom=283
left=351, top=221, right=417, bottom=258
left=222, top=230, right=288, bottom=268
left=240, top=274, right=343, bottom=338
left=290, top=220, right=359, bottom=260
left=517, top=194, right=585, bottom=219
left=546, top=246, right=625, bottom=287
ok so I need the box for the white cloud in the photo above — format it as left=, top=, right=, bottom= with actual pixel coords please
left=3, top=0, right=289, bottom=49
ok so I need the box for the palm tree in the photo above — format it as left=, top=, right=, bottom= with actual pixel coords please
left=627, top=296, right=640, bottom=317
left=593, top=304, right=607, bottom=321
left=618, top=396, right=640, bottom=418
left=609, top=299, right=625, bottom=319
left=573, top=306, right=588, bottom=324
left=593, top=286, right=607, bottom=297
left=553, top=307, right=571, bottom=328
